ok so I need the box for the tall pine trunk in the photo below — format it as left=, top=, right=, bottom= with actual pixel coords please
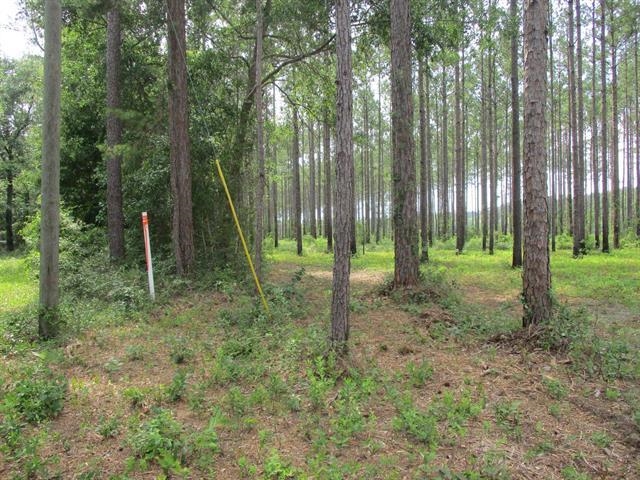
left=635, top=32, right=640, bottom=237
left=569, top=0, right=585, bottom=256
left=292, top=108, right=303, bottom=256
left=591, top=0, right=601, bottom=248
left=600, top=0, right=609, bottom=253
left=419, top=59, right=429, bottom=262
left=610, top=14, right=620, bottom=249
left=167, top=0, right=194, bottom=275
left=511, top=0, right=522, bottom=267
left=5, top=169, right=14, bottom=251
left=323, top=112, right=333, bottom=251
left=523, top=0, right=551, bottom=327
left=309, top=122, right=317, bottom=238
left=455, top=55, right=465, bottom=253
left=576, top=0, right=586, bottom=252
left=489, top=53, right=497, bottom=255
left=39, top=0, right=62, bottom=339
left=441, top=66, right=449, bottom=240
left=106, top=3, right=125, bottom=261
left=391, top=0, right=419, bottom=287
left=253, top=0, right=265, bottom=279
left=331, top=0, right=354, bottom=348
left=481, top=55, right=488, bottom=251
left=376, top=62, right=383, bottom=244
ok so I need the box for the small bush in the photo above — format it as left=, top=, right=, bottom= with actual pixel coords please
left=127, top=408, right=188, bottom=476
left=263, top=450, right=298, bottom=479
left=406, top=360, right=434, bottom=388
left=392, top=395, right=439, bottom=447
left=168, top=336, right=194, bottom=365
left=494, top=400, right=522, bottom=440
left=542, top=377, right=568, bottom=400
left=535, top=302, right=589, bottom=353
left=166, top=370, right=188, bottom=403
left=2, top=366, right=67, bottom=424
left=96, top=415, right=120, bottom=439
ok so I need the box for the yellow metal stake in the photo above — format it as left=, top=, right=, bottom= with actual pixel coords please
left=215, top=159, right=270, bottom=315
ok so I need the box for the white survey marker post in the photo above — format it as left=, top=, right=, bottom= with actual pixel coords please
left=141, top=212, right=156, bottom=301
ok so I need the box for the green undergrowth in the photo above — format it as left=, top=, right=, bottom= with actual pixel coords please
left=0, top=235, right=638, bottom=478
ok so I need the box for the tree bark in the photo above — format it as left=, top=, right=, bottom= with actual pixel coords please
left=331, top=0, right=354, bottom=348
left=391, top=0, right=419, bottom=287
left=455, top=54, right=465, bottom=253
left=633, top=31, right=640, bottom=237
left=601, top=0, right=609, bottom=253
left=489, top=53, right=497, bottom=255
left=364, top=97, right=371, bottom=244
left=39, top=0, right=62, bottom=339
left=292, top=107, right=303, bottom=256
left=481, top=54, right=488, bottom=251
left=610, top=13, right=620, bottom=249
left=323, top=112, right=333, bottom=251
left=316, top=126, right=322, bottom=238
left=550, top=23, right=558, bottom=252
left=523, top=0, right=552, bottom=327
left=575, top=0, right=586, bottom=253
left=569, top=0, right=584, bottom=256
left=272, top=180, right=278, bottom=248
left=591, top=0, right=600, bottom=248
left=441, top=65, right=449, bottom=240
left=418, top=59, right=429, bottom=262
left=510, top=0, right=522, bottom=267
left=106, top=3, right=125, bottom=261
left=253, top=0, right=266, bottom=280
left=5, top=169, right=14, bottom=251
left=308, top=122, right=317, bottom=238
left=376, top=61, right=383, bottom=244
left=167, top=0, right=194, bottom=276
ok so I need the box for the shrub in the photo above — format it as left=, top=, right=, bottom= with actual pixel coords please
left=127, top=408, right=188, bottom=476
left=2, top=366, right=67, bottom=424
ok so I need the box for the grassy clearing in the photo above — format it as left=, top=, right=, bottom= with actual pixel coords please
left=0, top=238, right=639, bottom=479
left=0, top=255, right=37, bottom=312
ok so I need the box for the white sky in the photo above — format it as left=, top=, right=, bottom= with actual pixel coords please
left=0, top=0, right=40, bottom=59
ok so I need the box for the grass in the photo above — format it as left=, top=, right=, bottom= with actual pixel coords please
left=0, top=236, right=639, bottom=478
left=0, top=254, right=37, bottom=311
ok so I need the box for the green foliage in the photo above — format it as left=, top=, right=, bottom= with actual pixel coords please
left=20, top=211, right=148, bottom=316
left=237, top=456, right=258, bottom=478
left=263, top=450, right=298, bottom=479
left=406, top=359, right=434, bottom=387
left=126, top=408, right=188, bottom=476
left=96, top=415, right=121, bottom=439
left=2, top=366, right=67, bottom=424
left=125, top=344, right=144, bottom=361
left=431, top=389, right=485, bottom=437
left=307, top=354, right=337, bottom=410
left=542, top=377, right=568, bottom=400
left=590, top=431, right=612, bottom=448
left=330, top=378, right=371, bottom=447
left=0, top=256, right=36, bottom=312
left=572, top=335, right=640, bottom=380
left=561, top=466, right=590, bottom=480
left=123, top=387, right=146, bottom=409
left=104, top=357, right=123, bottom=374
left=494, top=401, right=522, bottom=440
left=536, top=302, right=590, bottom=353
left=188, top=414, right=221, bottom=471
left=384, top=264, right=459, bottom=309
left=392, top=395, right=439, bottom=447
left=168, top=336, right=194, bottom=365
left=166, top=370, right=188, bottom=403
left=225, top=386, right=249, bottom=416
